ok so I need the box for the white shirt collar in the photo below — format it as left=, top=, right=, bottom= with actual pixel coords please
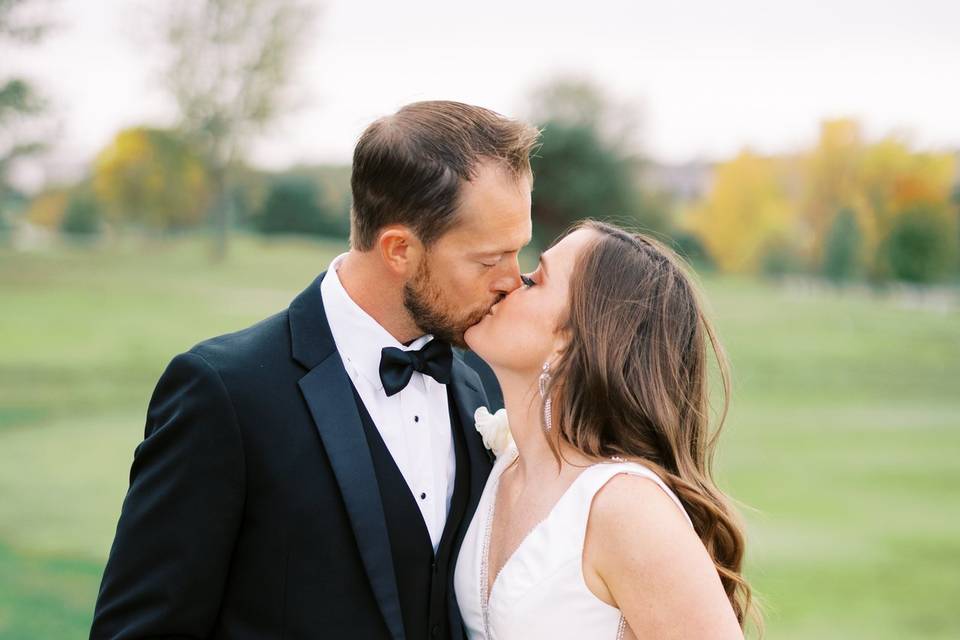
left=320, top=252, right=434, bottom=391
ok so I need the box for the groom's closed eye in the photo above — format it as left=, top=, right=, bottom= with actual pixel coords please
left=520, top=275, right=535, bottom=287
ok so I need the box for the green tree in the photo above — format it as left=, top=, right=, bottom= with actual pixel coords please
left=953, top=183, right=960, bottom=278
left=254, top=175, right=324, bottom=236
left=60, top=188, right=102, bottom=237
left=157, top=0, right=317, bottom=259
left=883, top=205, right=954, bottom=284
left=527, top=79, right=663, bottom=246
left=822, top=208, right=862, bottom=283
left=530, top=123, right=637, bottom=244
left=0, top=1, right=52, bottom=213
left=670, top=231, right=714, bottom=271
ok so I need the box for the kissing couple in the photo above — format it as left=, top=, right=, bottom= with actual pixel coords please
left=92, top=101, right=756, bottom=639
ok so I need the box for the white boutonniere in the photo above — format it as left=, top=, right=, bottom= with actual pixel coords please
left=474, top=406, right=513, bottom=457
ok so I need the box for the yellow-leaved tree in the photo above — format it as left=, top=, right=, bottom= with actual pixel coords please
left=799, top=119, right=865, bottom=262
left=859, top=139, right=957, bottom=275
left=685, top=150, right=794, bottom=273
left=93, top=127, right=210, bottom=230
left=25, top=188, right=68, bottom=228
left=689, top=118, right=958, bottom=281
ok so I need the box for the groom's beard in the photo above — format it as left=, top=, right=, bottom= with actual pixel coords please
left=403, top=259, right=491, bottom=349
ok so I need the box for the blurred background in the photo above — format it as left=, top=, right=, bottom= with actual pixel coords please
left=2, top=0, right=958, bottom=637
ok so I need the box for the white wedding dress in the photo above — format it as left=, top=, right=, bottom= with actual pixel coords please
left=454, top=443, right=692, bottom=639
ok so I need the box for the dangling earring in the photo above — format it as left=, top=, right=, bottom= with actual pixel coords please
left=539, top=361, right=553, bottom=432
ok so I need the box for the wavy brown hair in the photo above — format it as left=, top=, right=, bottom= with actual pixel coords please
left=543, top=220, right=759, bottom=630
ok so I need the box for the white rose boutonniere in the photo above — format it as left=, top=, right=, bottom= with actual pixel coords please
left=474, top=406, right=513, bottom=457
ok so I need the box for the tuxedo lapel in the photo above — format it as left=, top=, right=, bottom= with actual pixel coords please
left=290, top=274, right=406, bottom=640
left=446, top=355, right=495, bottom=563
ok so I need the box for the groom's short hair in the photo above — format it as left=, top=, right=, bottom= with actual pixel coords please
left=350, top=101, right=540, bottom=251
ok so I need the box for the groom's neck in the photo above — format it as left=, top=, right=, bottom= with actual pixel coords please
left=336, top=250, right=424, bottom=345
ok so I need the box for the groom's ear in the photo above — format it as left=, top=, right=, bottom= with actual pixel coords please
left=378, top=226, right=425, bottom=277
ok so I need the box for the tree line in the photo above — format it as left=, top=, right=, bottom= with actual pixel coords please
left=687, top=119, right=959, bottom=284
left=3, top=0, right=956, bottom=287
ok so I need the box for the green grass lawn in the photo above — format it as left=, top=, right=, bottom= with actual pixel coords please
left=1, top=235, right=958, bottom=638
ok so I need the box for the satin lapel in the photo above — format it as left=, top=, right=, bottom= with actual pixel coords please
left=293, top=276, right=405, bottom=640
left=447, top=358, right=495, bottom=550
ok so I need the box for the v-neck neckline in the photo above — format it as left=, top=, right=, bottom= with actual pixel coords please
left=479, top=447, right=597, bottom=629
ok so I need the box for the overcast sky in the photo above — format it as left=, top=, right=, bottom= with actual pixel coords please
left=10, top=0, right=960, bottom=188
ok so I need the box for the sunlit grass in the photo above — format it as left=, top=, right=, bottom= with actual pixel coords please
left=0, top=235, right=957, bottom=638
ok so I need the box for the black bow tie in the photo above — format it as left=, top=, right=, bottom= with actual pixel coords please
left=379, top=339, right=453, bottom=397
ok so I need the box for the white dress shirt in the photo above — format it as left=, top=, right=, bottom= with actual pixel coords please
left=320, top=253, right=456, bottom=552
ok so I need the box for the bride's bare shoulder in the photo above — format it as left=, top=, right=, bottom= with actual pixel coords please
left=584, top=473, right=743, bottom=638
left=586, top=472, right=697, bottom=571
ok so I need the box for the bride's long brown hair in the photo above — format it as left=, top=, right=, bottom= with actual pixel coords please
left=543, top=220, right=758, bottom=629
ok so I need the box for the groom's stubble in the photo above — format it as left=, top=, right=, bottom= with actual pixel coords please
left=403, top=253, right=497, bottom=349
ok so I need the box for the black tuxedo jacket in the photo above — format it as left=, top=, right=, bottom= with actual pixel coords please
left=91, top=273, right=496, bottom=640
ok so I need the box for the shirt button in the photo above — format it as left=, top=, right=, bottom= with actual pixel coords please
left=431, top=624, right=441, bottom=637
left=414, top=415, right=420, bottom=423
left=420, top=492, right=427, bottom=500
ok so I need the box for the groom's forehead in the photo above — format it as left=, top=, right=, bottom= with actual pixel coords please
left=437, top=217, right=530, bottom=254
left=464, top=233, right=533, bottom=257
left=444, top=214, right=528, bottom=244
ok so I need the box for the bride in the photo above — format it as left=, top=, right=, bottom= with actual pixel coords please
left=454, top=220, right=757, bottom=639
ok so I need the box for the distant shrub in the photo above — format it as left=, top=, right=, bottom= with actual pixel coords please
left=670, top=231, right=714, bottom=271
left=254, top=176, right=340, bottom=237
left=822, top=208, right=861, bottom=284
left=760, top=240, right=807, bottom=279
left=883, top=205, right=955, bottom=284
left=60, top=191, right=102, bottom=236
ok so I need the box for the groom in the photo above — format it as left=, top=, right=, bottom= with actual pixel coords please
left=91, top=101, right=538, bottom=640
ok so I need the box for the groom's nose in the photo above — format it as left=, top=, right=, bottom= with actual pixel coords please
left=490, top=256, right=523, bottom=294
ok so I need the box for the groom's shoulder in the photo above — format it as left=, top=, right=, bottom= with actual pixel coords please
left=186, top=309, right=292, bottom=375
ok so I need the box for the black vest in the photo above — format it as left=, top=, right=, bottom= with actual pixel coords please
left=351, top=385, right=471, bottom=640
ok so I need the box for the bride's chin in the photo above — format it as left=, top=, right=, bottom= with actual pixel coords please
left=463, top=319, right=488, bottom=353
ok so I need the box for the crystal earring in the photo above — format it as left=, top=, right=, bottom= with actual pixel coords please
left=539, top=361, right=553, bottom=432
